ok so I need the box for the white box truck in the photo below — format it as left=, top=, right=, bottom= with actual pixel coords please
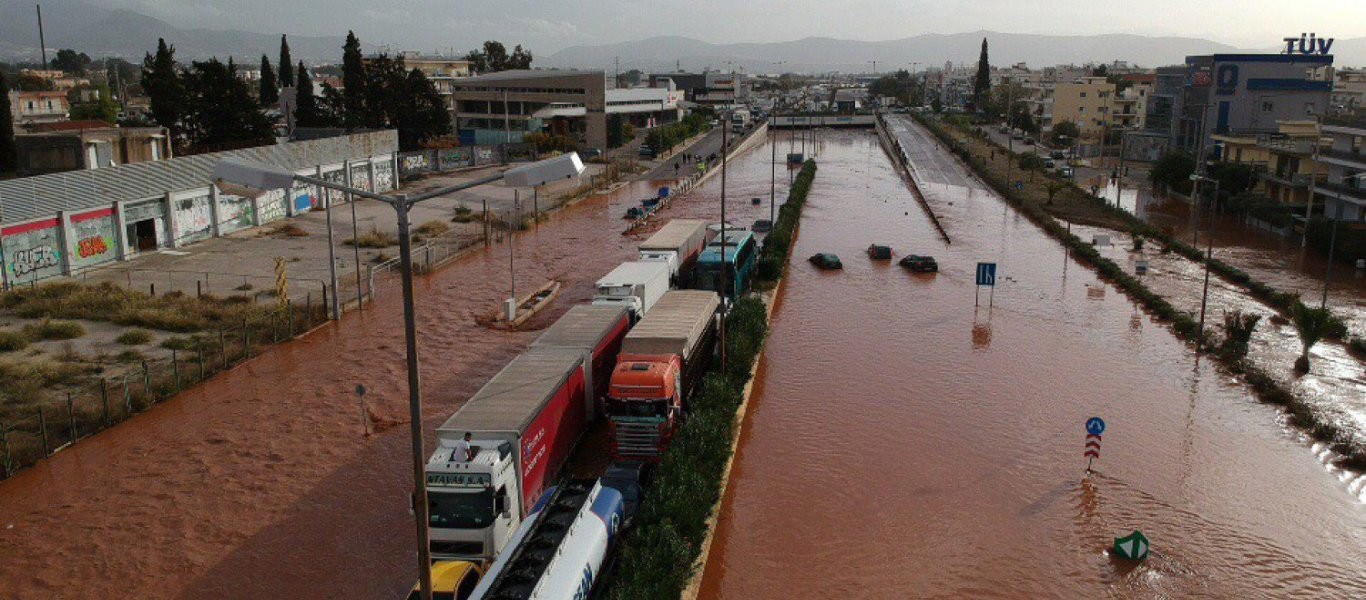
left=592, top=261, right=670, bottom=320
left=637, top=219, right=709, bottom=284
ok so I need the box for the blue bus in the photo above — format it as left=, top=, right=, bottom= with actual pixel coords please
left=693, top=230, right=757, bottom=301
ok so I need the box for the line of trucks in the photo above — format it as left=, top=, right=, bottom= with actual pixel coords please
left=415, top=219, right=724, bottom=599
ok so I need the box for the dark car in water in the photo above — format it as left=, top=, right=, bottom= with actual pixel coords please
left=899, top=254, right=938, bottom=272
left=809, top=253, right=843, bottom=269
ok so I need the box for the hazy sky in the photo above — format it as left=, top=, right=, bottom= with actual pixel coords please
left=103, top=0, right=1366, bottom=53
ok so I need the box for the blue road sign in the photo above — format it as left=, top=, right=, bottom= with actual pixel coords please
left=976, top=262, right=997, bottom=287
left=1086, top=417, right=1106, bottom=436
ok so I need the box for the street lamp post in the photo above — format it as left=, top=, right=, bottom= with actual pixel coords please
left=1192, top=173, right=1220, bottom=345
left=770, top=108, right=777, bottom=225
left=210, top=153, right=585, bottom=600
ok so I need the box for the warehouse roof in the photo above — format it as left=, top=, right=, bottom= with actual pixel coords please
left=0, top=130, right=398, bottom=225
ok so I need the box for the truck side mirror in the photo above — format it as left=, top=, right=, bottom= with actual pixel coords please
left=495, top=493, right=509, bottom=517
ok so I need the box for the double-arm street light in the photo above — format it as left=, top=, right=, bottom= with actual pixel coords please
left=211, top=152, right=585, bottom=600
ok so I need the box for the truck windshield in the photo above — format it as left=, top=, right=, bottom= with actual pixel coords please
left=428, top=489, right=494, bottom=529
left=607, top=398, right=669, bottom=418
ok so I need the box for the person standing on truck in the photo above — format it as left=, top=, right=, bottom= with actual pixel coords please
left=454, top=432, right=473, bottom=461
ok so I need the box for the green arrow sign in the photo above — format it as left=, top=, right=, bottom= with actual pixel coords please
left=1113, top=530, right=1150, bottom=561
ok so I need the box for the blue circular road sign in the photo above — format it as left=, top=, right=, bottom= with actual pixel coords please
left=1086, top=417, right=1106, bottom=436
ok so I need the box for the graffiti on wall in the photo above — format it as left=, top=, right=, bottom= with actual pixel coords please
left=3, top=220, right=64, bottom=282
left=440, top=148, right=473, bottom=171
left=70, top=209, right=117, bottom=269
left=292, top=183, right=316, bottom=213
left=400, top=152, right=432, bottom=175
left=350, top=163, right=372, bottom=193
left=474, top=147, right=497, bottom=166
left=373, top=162, right=394, bottom=192
left=174, top=193, right=214, bottom=243
left=216, top=194, right=255, bottom=234
left=259, top=188, right=288, bottom=223
left=322, top=168, right=346, bottom=205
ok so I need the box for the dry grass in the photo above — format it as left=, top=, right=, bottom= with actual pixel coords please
left=115, top=329, right=154, bottom=346
left=0, top=330, right=28, bottom=352
left=0, top=281, right=301, bottom=334
left=267, top=222, right=311, bottom=238
left=22, top=319, right=86, bottom=341
left=345, top=227, right=398, bottom=248
left=451, top=206, right=477, bottom=223
left=413, top=220, right=451, bottom=242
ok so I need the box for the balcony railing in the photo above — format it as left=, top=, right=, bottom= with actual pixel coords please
left=1318, top=180, right=1366, bottom=200
left=1319, top=147, right=1366, bottom=167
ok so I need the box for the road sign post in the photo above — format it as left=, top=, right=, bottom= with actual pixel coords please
left=1113, top=530, right=1150, bottom=561
left=1084, top=416, right=1105, bottom=473
left=975, top=262, right=997, bottom=308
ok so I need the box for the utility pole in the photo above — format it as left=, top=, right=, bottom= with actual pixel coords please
left=1189, top=103, right=1210, bottom=246
left=503, top=89, right=511, bottom=149
left=1005, top=82, right=1015, bottom=187
left=770, top=109, right=777, bottom=225
left=1303, top=120, right=1321, bottom=248
left=1321, top=204, right=1340, bottom=309
left=719, top=120, right=729, bottom=373
left=1196, top=177, right=1220, bottom=344
left=36, top=4, right=48, bottom=71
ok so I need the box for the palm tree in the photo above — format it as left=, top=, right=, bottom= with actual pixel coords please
left=1291, top=303, right=1332, bottom=373
left=1046, top=181, right=1064, bottom=205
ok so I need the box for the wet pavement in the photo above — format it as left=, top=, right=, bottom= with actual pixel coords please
left=700, top=126, right=1366, bottom=598
left=0, top=138, right=784, bottom=598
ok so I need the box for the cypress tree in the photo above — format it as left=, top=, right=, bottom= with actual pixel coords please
left=0, top=71, right=16, bottom=173
left=973, top=38, right=991, bottom=112
left=259, top=55, right=279, bottom=106
left=141, top=38, right=184, bottom=137
left=295, top=61, right=328, bottom=127
left=342, top=31, right=367, bottom=130
left=279, top=35, right=294, bottom=87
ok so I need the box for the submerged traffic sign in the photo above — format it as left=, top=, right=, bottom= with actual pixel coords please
left=1113, top=530, right=1150, bottom=561
left=1084, top=417, right=1105, bottom=472
left=1086, top=417, right=1106, bottom=436
left=976, top=262, right=997, bottom=286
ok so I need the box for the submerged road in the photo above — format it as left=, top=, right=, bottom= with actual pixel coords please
left=699, top=126, right=1366, bottom=597
left=0, top=138, right=782, bottom=598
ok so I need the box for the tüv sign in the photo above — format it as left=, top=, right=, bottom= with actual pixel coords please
left=1283, top=33, right=1333, bottom=55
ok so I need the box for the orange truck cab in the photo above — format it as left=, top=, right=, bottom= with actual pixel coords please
left=605, top=290, right=719, bottom=461
left=607, top=354, right=683, bottom=459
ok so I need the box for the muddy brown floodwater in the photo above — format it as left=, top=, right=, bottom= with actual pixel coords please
left=0, top=138, right=789, bottom=598
left=700, top=129, right=1366, bottom=598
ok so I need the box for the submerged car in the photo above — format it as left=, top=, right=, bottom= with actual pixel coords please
left=809, top=253, right=843, bottom=269
left=899, top=254, right=938, bottom=272
left=866, top=244, right=893, bottom=260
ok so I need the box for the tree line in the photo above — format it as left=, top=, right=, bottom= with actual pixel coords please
left=140, top=32, right=451, bottom=153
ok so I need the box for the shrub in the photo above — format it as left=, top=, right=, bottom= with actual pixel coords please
left=1290, top=304, right=1333, bottom=373
left=22, top=319, right=86, bottom=340
left=344, top=227, right=398, bottom=248
left=1218, top=310, right=1260, bottom=361
left=413, top=220, right=451, bottom=241
left=115, top=329, right=154, bottom=346
left=0, top=330, right=29, bottom=352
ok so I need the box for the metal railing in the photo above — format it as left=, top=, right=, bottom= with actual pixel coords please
left=1, top=300, right=327, bottom=480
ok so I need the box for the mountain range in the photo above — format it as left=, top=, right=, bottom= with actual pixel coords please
left=2, top=2, right=1363, bottom=72
left=0, top=0, right=350, bottom=64
left=543, top=32, right=1366, bottom=73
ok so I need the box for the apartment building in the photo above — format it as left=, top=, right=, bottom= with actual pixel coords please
left=1050, top=76, right=1116, bottom=138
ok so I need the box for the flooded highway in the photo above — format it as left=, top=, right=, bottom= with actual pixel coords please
left=0, top=137, right=786, bottom=598
left=700, top=127, right=1366, bottom=598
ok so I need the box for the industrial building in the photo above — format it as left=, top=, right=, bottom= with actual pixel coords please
left=0, top=131, right=398, bottom=287
left=447, top=70, right=681, bottom=151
